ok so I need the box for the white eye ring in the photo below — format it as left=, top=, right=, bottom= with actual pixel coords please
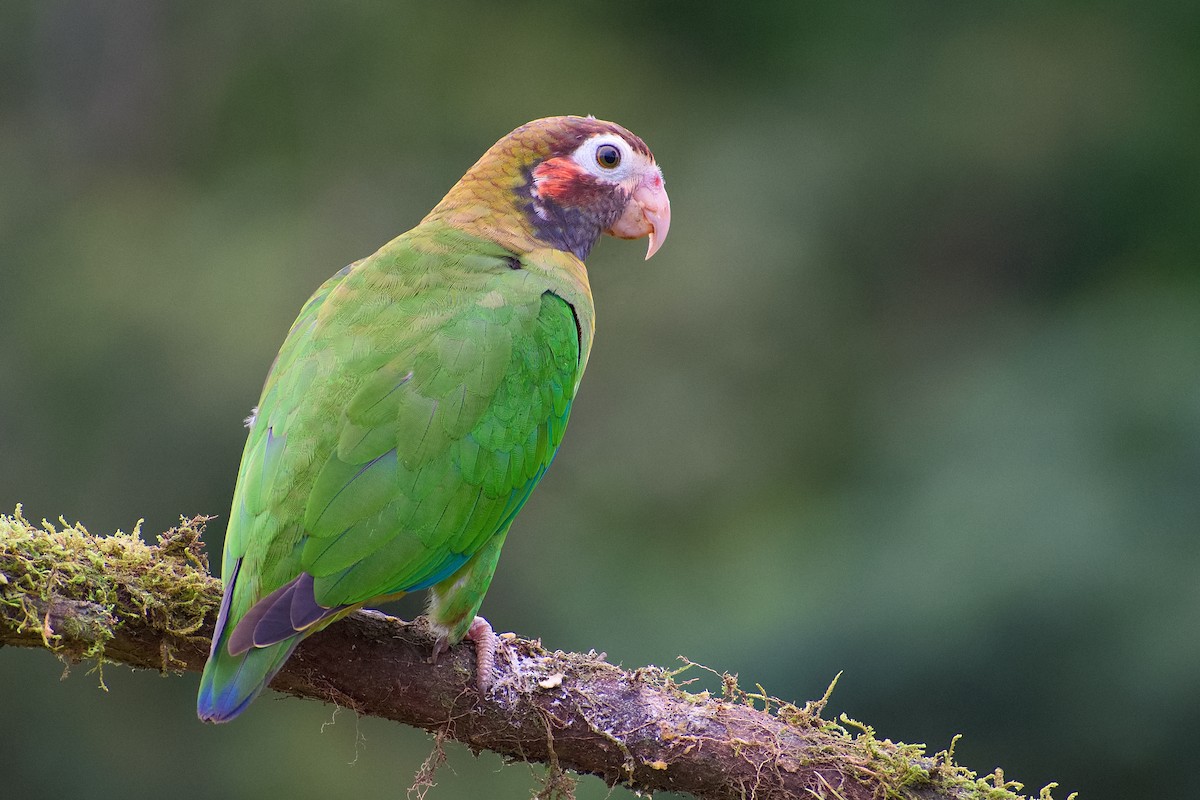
left=573, top=134, right=636, bottom=180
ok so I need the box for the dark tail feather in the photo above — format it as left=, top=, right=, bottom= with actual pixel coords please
left=228, top=572, right=344, bottom=655
left=197, top=568, right=342, bottom=723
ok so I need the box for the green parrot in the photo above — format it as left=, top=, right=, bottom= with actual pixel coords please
left=196, top=116, right=670, bottom=722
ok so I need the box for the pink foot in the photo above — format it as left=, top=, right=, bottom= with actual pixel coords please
left=431, top=616, right=497, bottom=692
left=466, top=616, right=497, bottom=692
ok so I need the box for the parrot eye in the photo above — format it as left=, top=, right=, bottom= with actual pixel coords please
left=595, top=144, right=621, bottom=169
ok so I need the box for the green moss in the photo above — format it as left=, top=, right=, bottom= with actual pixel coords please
left=646, top=656, right=1072, bottom=800
left=0, top=505, right=222, bottom=667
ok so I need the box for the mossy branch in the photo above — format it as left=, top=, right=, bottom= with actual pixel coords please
left=0, top=509, right=1069, bottom=800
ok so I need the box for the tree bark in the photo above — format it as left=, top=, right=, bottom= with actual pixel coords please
left=0, top=510, right=1058, bottom=800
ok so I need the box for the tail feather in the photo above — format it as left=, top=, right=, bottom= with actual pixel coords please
left=227, top=572, right=344, bottom=655
left=197, top=557, right=305, bottom=723
left=197, top=636, right=299, bottom=723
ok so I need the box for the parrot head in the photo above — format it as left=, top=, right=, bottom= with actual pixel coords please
left=427, top=116, right=670, bottom=261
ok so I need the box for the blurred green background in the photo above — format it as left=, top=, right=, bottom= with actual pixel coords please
left=3, top=2, right=1198, bottom=798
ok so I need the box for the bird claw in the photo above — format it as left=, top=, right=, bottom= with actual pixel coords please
left=430, top=635, right=450, bottom=664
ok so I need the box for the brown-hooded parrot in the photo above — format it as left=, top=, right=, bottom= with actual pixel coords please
left=197, top=116, right=670, bottom=722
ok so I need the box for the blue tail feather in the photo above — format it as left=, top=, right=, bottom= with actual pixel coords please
left=197, top=635, right=299, bottom=723
left=197, top=556, right=305, bottom=723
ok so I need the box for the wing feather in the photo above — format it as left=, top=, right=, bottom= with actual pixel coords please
left=222, top=230, right=582, bottom=627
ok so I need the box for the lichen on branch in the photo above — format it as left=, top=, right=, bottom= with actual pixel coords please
left=0, top=509, right=1070, bottom=800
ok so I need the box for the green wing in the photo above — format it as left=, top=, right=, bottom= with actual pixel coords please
left=302, top=286, right=579, bottom=607
left=222, top=227, right=581, bottom=630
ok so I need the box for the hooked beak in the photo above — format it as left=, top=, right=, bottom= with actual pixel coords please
left=607, top=169, right=671, bottom=260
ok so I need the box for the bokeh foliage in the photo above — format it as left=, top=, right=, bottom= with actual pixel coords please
left=2, top=2, right=1197, bottom=798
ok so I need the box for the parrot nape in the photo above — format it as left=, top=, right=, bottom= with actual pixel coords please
left=196, top=116, right=670, bottom=722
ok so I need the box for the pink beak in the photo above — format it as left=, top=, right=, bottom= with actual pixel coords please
left=607, top=169, right=671, bottom=260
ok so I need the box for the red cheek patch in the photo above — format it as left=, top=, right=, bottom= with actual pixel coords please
left=532, top=157, right=588, bottom=203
